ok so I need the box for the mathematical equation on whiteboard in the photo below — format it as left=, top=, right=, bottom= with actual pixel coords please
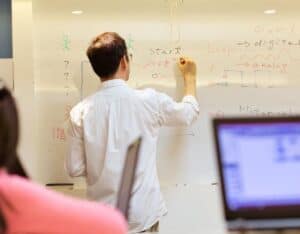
left=141, top=46, right=181, bottom=80
left=237, top=39, right=300, bottom=50
left=205, top=24, right=300, bottom=87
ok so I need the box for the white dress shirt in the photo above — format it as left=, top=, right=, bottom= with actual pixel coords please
left=66, top=79, right=200, bottom=233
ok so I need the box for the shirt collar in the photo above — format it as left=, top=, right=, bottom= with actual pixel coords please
left=102, top=79, right=127, bottom=89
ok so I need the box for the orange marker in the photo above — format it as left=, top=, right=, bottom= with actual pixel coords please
left=180, top=58, right=186, bottom=65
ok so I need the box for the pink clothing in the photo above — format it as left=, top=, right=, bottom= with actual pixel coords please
left=0, top=171, right=127, bottom=234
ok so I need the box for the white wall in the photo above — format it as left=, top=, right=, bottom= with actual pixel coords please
left=12, top=0, right=36, bottom=180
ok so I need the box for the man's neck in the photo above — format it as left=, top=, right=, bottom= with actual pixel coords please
left=103, top=76, right=127, bottom=82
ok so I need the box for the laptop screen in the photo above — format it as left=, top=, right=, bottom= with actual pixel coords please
left=213, top=118, right=300, bottom=220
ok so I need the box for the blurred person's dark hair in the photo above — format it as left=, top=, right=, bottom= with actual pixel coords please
left=0, top=82, right=28, bottom=232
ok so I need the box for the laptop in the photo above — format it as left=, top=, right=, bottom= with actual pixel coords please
left=213, top=117, right=300, bottom=230
left=116, top=137, right=142, bottom=220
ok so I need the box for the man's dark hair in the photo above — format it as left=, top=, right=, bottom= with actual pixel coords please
left=86, top=32, right=128, bottom=81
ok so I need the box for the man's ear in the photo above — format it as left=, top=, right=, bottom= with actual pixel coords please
left=120, top=55, right=128, bottom=70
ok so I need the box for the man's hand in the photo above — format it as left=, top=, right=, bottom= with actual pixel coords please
left=178, top=57, right=197, bottom=81
left=177, top=57, right=197, bottom=97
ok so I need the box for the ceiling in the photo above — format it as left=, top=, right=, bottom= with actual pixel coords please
left=32, top=0, right=300, bottom=20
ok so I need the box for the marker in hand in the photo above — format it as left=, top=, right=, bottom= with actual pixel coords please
left=177, top=56, right=197, bottom=97
left=180, top=57, right=186, bottom=65
left=178, top=56, right=196, bottom=80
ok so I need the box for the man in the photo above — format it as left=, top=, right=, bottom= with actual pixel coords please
left=66, top=32, right=199, bottom=233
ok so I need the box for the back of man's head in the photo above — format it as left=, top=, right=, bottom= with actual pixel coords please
left=87, top=32, right=128, bottom=81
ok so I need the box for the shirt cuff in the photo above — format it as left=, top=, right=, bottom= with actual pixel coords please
left=182, top=95, right=200, bottom=113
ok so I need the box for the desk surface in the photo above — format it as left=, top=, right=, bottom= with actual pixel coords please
left=51, top=184, right=300, bottom=234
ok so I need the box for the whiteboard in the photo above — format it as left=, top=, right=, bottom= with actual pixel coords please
left=33, top=0, right=300, bottom=184
left=0, top=59, right=14, bottom=90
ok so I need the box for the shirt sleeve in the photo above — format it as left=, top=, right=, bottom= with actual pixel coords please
left=65, top=106, right=86, bottom=177
left=155, top=91, right=200, bottom=127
